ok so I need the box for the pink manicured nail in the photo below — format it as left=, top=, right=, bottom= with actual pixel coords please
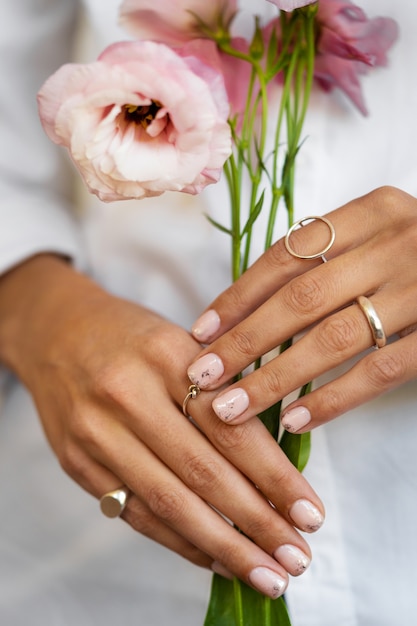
left=248, top=567, right=287, bottom=599
left=212, top=387, right=249, bottom=422
left=191, top=310, right=221, bottom=343
left=281, top=406, right=311, bottom=433
left=274, top=544, right=310, bottom=576
left=211, top=561, right=234, bottom=580
left=289, top=499, right=324, bottom=533
left=187, top=353, right=224, bottom=389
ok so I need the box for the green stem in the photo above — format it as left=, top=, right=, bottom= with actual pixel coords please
left=233, top=578, right=244, bottom=626
left=262, top=596, right=272, bottom=626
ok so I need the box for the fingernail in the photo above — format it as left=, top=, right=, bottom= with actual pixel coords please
left=187, top=353, right=224, bottom=389
left=289, top=499, right=324, bottom=533
left=212, top=387, right=249, bottom=422
left=211, top=561, right=234, bottom=580
left=281, top=406, right=311, bottom=433
left=192, top=310, right=221, bottom=343
left=274, top=544, right=310, bottom=577
left=248, top=567, right=287, bottom=599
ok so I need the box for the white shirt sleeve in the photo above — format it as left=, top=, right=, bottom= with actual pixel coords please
left=0, top=0, right=84, bottom=275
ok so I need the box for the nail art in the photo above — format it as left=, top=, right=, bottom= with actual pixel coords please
left=289, top=499, right=324, bottom=533
left=212, top=387, right=249, bottom=422
left=281, top=406, right=311, bottom=433
left=187, top=353, right=224, bottom=389
left=274, top=544, right=311, bottom=576
left=248, top=567, right=287, bottom=599
left=191, top=310, right=221, bottom=343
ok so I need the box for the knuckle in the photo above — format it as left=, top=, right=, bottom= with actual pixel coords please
left=123, top=500, right=158, bottom=538
left=59, top=441, right=87, bottom=481
left=226, top=326, right=260, bottom=361
left=369, top=352, right=406, bottom=389
left=181, top=453, right=222, bottom=494
left=256, top=365, right=285, bottom=397
left=243, top=512, right=273, bottom=541
left=211, top=420, right=256, bottom=454
left=371, top=186, right=401, bottom=215
left=214, top=541, right=242, bottom=571
left=316, top=315, right=360, bottom=359
left=218, top=281, right=256, bottom=313
left=318, top=386, right=345, bottom=419
left=68, top=407, right=102, bottom=448
left=146, top=485, right=186, bottom=525
left=266, top=239, right=294, bottom=270
left=283, top=275, right=326, bottom=318
left=93, top=362, right=133, bottom=406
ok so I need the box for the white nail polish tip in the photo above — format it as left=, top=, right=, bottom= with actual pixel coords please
left=274, top=544, right=311, bottom=576
left=248, top=567, right=287, bottom=599
left=289, top=499, right=324, bottom=533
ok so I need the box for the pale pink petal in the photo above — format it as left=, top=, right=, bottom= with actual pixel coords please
left=37, top=40, right=231, bottom=202
left=266, top=0, right=316, bottom=12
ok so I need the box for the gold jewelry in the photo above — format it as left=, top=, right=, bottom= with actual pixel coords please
left=182, top=384, right=201, bottom=417
left=100, top=487, right=129, bottom=518
left=356, top=295, right=387, bottom=349
left=285, top=215, right=336, bottom=262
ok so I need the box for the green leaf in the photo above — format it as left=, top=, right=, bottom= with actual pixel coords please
left=258, top=401, right=281, bottom=441
left=205, top=214, right=233, bottom=236
left=204, top=574, right=292, bottom=626
left=241, top=191, right=265, bottom=236
left=279, top=430, right=311, bottom=473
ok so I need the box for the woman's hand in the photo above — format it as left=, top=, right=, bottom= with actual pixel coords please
left=0, top=254, right=324, bottom=599
left=187, top=186, right=417, bottom=430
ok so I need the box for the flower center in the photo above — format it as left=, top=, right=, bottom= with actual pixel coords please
left=124, top=101, right=162, bottom=128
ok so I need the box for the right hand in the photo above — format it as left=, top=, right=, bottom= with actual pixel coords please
left=0, top=254, right=324, bottom=599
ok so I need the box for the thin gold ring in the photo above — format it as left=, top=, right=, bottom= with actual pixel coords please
left=285, top=216, right=336, bottom=262
left=182, top=384, right=201, bottom=417
left=356, top=295, right=387, bottom=349
left=100, top=487, right=130, bottom=518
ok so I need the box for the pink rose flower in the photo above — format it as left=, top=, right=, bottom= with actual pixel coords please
left=37, top=41, right=231, bottom=202
left=314, top=0, right=398, bottom=114
left=267, top=0, right=316, bottom=11
left=119, top=0, right=238, bottom=46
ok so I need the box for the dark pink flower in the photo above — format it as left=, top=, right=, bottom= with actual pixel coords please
left=119, top=0, right=237, bottom=46
left=314, top=0, right=398, bottom=115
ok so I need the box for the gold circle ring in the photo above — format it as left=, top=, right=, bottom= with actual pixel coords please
left=284, top=215, right=336, bottom=262
left=356, top=296, right=387, bottom=349
left=182, top=384, right=201, bottom=418
left=100, top=486, right=130, bottom=518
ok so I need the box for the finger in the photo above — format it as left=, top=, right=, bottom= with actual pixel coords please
left=203, top=285, right=416, bottom=424
left=113, top=386, right=319, bottom=553
left=86, top=418, right=293, bottom=598
left=57, top=438, right=213, bottom=568
left=190, top=187, right=414, bottom=344
left=281, top=330, right=417, bottom=432
left=187, top=200, right=417, bottom=394
left=186, top=241, right=391, bottom=393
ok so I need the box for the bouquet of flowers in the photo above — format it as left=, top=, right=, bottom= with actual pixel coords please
left=37, top=1, right=397, bottom=624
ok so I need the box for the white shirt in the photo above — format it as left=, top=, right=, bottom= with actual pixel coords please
left=0, top=1, right=416, bottom=624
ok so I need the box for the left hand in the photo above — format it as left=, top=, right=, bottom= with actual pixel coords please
left=186, top=186, right=417, bottom=431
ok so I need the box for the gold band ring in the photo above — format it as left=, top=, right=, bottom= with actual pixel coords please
left=100, top=487, right=130, bottom=518
left=285, top=216, right=336, bottom=262
left=356, top=296, right=387, bottom=349
left=182, top=384, right=201, bottom=418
